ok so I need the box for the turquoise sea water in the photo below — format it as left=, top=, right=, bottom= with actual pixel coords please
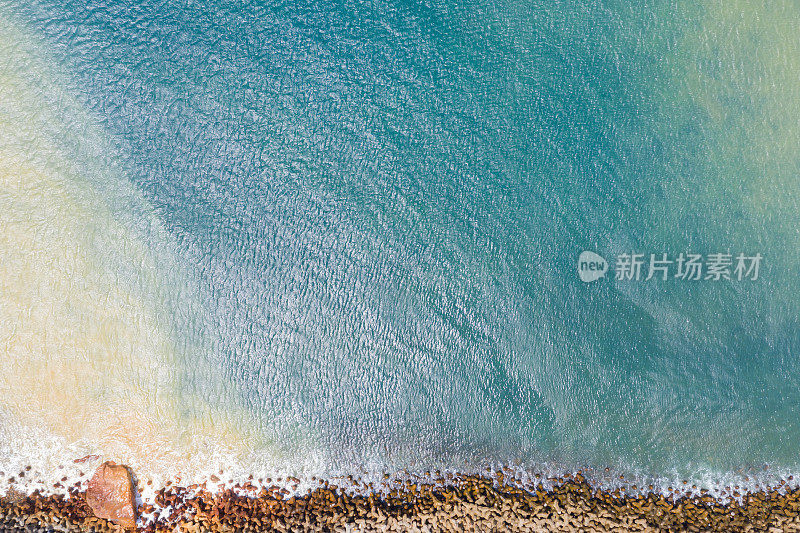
left=1, top=0, right=799, bottom=494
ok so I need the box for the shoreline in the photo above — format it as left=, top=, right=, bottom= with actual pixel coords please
left=3, top=471, right=800, bottom=532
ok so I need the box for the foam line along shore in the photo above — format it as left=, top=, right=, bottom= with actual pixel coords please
left=4, top=467, right=800, bottom=532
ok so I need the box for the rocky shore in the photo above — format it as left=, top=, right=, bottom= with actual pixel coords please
left=3, top=469, right=800, bottom=532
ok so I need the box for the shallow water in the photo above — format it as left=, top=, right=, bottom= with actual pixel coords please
left=0, top=0, right=799, bottom=496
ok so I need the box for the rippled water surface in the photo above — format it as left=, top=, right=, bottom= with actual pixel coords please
left=1, top=0, right=799, bottom=493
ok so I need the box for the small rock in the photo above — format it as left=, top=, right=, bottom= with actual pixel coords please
left=86, top=461, right=138, bottom=530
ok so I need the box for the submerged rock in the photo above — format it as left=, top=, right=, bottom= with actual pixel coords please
left=86, top=461, right=137, bottom=530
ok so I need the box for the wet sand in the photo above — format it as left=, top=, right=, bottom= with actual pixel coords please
left=3, top=471, right=800, bottom=532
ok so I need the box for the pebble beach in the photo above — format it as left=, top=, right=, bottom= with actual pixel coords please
left=4, top=471, right=800, bottom=532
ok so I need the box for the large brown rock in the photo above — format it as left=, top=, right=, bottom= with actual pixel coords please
left=86, top=461, right=137, bottom=530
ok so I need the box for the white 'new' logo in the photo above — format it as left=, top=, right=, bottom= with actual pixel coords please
left=578, top=251, right=608, bottom=282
